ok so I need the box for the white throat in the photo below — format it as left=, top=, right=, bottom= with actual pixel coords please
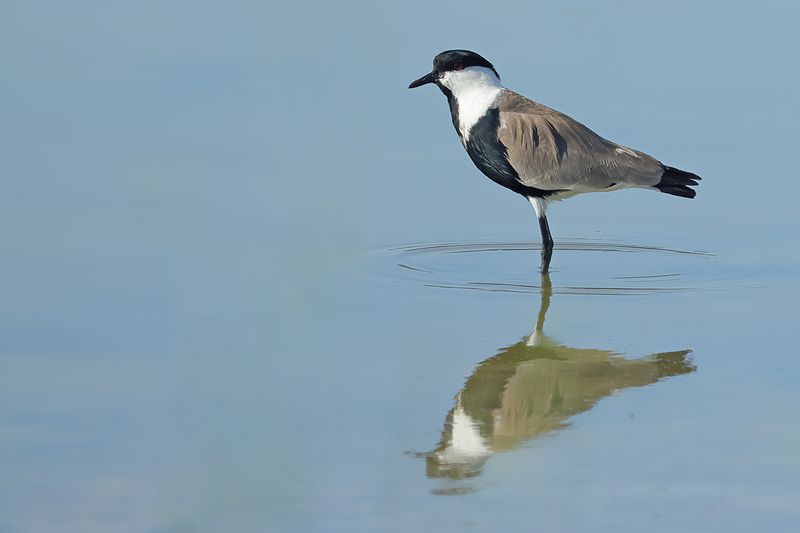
left=439, top=66, right=502, bottom=142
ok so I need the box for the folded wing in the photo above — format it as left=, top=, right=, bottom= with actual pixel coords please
left=497, top=91, right=665, bottom=193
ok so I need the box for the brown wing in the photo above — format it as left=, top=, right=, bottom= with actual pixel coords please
left=496, top=91, right=664, bottom=192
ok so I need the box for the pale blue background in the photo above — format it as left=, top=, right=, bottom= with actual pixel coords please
left=1, top=1, right=798, bottom=532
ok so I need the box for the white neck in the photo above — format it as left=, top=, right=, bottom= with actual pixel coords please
left=439, top=66, right=503, bottom=142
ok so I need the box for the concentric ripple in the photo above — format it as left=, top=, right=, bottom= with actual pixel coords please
left=367, top=239, right=767, bottom=296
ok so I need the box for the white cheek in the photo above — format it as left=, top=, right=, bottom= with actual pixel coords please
left=438, top=70, right=455, bottom=89
left=440, top=67, right=502, bottom=141
left=439, top=69, right=482, bottom=90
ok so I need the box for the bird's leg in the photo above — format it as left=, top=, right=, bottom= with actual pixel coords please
left=538, top=215, right=554, bottom=273
left=528, top=196, right=554, bottom=273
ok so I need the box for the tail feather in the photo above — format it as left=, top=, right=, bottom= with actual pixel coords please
left=655, top=165, right=701, bottom=199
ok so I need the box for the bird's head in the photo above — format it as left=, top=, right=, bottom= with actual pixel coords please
left=408, top=50, right=501, bottom=93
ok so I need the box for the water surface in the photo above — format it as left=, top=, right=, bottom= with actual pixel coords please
left=1, top=1, right=799, bottom=532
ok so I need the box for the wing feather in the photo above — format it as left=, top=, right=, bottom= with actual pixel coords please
left=496, top=91, right=664, bottom=192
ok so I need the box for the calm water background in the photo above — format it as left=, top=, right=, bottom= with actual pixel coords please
left=1, top=1, right=799, bottom=531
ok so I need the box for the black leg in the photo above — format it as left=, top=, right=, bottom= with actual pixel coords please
left=538, top=215, right=554, bottom=273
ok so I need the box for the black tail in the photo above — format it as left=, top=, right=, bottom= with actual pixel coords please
left=655, top=165, right=701, bottom=199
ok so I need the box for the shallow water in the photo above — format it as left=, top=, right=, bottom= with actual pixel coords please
left=366, top=240, right=798, bottom=501
left=375, top=240, right=718, bottom=294
left=1, top=1, right=800, bottom=532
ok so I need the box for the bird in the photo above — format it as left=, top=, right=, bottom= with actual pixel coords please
left=408, top=50, right=701, bottom=272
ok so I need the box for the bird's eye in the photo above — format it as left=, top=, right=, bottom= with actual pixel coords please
left=453, top=64, right=464, bottom=71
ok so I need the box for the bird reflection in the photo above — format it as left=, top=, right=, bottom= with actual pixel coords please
left=423, top=273, right=695, bottom=482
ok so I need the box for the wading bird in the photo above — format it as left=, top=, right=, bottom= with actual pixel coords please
left=409, top=50, right=700, bottom=272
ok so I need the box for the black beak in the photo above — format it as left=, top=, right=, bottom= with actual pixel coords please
left=408, top=71, right=436, bottom=89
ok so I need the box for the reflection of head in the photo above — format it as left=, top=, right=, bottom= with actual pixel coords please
left=426, top=333, right=695, bottom=481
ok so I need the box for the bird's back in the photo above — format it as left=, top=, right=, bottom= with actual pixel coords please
left=496, top=90, right=665, bottom=193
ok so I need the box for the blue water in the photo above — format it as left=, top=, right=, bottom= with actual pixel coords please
left=1, top=1, right=799, bottom=532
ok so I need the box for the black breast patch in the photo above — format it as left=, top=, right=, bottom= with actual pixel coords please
left=464, top=108, right=561, bottom=198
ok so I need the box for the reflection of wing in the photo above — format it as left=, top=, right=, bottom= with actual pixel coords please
left=425, top=273, right=696, bottom=481
left=483, top=342, right=693, bottom=451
